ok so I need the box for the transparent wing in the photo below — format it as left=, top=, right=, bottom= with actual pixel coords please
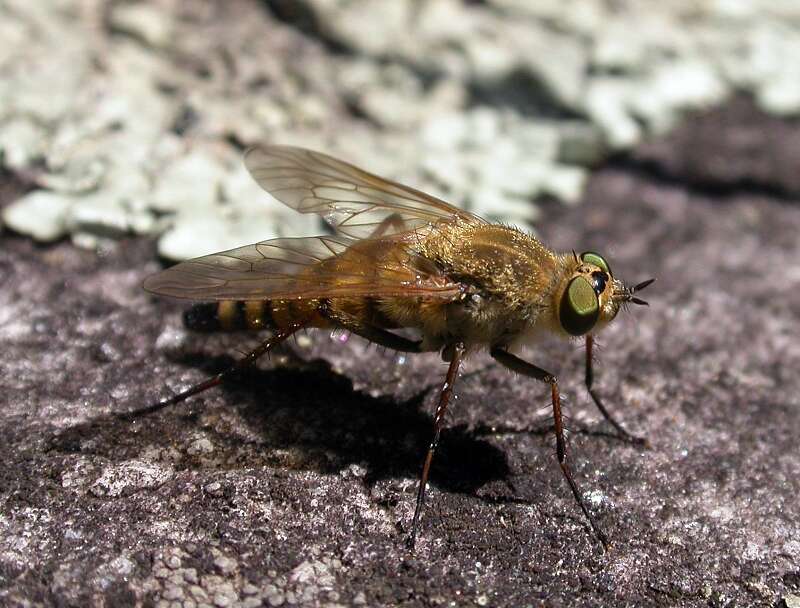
left=143, top=235, right=462, bottom=301
left=244, top=145, right=485, bottom=239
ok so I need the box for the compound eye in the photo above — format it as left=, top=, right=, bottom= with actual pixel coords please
left=559, top=276, right=599, bottom=336
left=580, top=251, right=611, bottom=276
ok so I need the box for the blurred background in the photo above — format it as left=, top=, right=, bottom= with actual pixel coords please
left=3, top=0, right=800, bottom=258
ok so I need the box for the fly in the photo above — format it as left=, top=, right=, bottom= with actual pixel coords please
left=138, top=145, right=654, bottom=550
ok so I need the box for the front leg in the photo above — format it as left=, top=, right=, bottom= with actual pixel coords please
left=585, top=335, right=647, bottom=446
left=491, top=347, right=609, bottom=550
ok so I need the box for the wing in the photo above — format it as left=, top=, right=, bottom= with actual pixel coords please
left=143, top=235, right=462, bottom=301
left=244, top=145, right=485, bottom=239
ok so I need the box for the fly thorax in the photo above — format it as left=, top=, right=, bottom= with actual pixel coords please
left=446, top=291, right=528, bottom=346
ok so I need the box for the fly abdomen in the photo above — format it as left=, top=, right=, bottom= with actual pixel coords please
left=183, top=302, right=220, bottom=332
left=184, top=299, right=329, bottom=332
left=184, top=300, right=276, bottom=332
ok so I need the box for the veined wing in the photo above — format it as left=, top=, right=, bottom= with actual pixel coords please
left=244, top=145, right=485, bottom=239
left=143, top=235, right=462, bottom=302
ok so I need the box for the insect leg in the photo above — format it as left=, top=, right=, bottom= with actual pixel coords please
left=365, top=212, right=406, bottom=239
left=345, top=324, right=422, bottom=352
left=319, top=305, right=422, bottom=352
left=118, top=321, right=307, bottom=420
left=585, top=335, right=648, bottom=446
left=491, top=347, right=610, bottom=550
left=408, top=341, right=465, bottom=549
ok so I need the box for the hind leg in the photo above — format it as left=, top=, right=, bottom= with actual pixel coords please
left=119, top=321, right=307, bottom=420
left=320, top=305, right=422, bottom=352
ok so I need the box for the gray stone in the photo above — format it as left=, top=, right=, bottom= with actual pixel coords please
left=110, top=3, right=174, bottom=50
left=90, top=460, right=174, bottom=498
left=583, top=77, right=642, bottom=149
left=204, top=482, right=223, bottom=497
left=757, top=67, right=800, bottom=116
left=162, top=585, right=184, bottom=601
left=155, top=211, right=279, bottom=262
left=540, top=164, right=588, bottom=205
left=516, top=24, right=589, bottom=110
left=2, top=191, right=73, bottom=242
left=150, top=150, right=231, bottom=213
left=0, top=118, right=47, bottom=170
left=632, top=60, right=728, bottom=132
left=11, top=0, right=800, bottom=254
left=187, top=437, right=214, bottom=456
left=5, top=4, right=800, bottom=603
left=785, top=594, right=800, bottom=608
left=213, top=556, right=237, bottom=576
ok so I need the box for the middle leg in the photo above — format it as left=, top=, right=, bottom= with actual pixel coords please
left=491, top=347, right=609, bottom=549
left=408, top=341, right=465, bottom=548
left=119, top=321, right=307, bottom=420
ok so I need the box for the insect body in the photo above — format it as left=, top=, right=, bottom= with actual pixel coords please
left=142, top=146, right=654, bottom=549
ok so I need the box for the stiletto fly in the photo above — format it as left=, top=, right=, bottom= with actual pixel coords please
left=140, top=146, right=654, bottom=549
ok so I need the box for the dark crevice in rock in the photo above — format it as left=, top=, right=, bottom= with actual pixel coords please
left=259, top=0, right=352, bottom=55
left=0, top=167, right=39, bottom=209
left=467, top=69, right=585, bottom=120
left=627, top=94, right=800, bottom=201
left=607, top=152, right=800, bottom=203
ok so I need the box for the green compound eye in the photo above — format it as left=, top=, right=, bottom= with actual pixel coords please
left=580, top=251, right=611, bottom=276
left=559, top=276, right=600, bottom=336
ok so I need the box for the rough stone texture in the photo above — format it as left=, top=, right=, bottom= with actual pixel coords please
left=2, top=99, right=800, bottom=606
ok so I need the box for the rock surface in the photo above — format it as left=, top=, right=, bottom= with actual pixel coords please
left=2, top=98, right=800, bottom=606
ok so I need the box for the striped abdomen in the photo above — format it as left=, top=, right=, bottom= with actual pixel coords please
left=184, top=299, right=327, bottom=332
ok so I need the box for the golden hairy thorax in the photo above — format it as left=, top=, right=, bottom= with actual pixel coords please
left=410, top=222, right=571, bottom=347
left=320, top=221, right=572, bottom=351
left=415, top=221, right=562, bottom=308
